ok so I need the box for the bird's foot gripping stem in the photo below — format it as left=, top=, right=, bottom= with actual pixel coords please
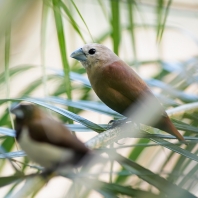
left=107, top=118, right=132, bottom=129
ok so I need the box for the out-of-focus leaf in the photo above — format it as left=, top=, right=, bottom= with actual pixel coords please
left=37, top=97, right=123, bottom=119
left=70, top=72, right=91, bottom=87
left=145, top=79, right=198, bottom=103
left=0, top=98, right=105, bottom=132
left=67, top=124, right=93, bottom=132
left=157, top=0, right=172, bottom=41
left=20, top=75, right=59, bottom=96
left=172, top=119, right=198, bottom=134
left=150, top=138, right=198, bottom=163
left=0, top=127, right=15, bottom=137
left=110, top=0, right=120, bottom=55
left=52, top=0, right=72, bottom=100
left=116, top=139, right=150, bottom=184
left=0, top=151, right=25, bottom=159
left=47, top=68, right=91, bottom=87
left=83, top=178, right=166, bottom=198
left=178, top=162, right=198, bottom=188
left=0, top=65, right=35, bottom=84
left=0, top=175, right=25, bottom=188
left=70, top=0, right=94, bottom=42
left=116, top=153, right=196, bottom=198
left=59, top=1, right=86, bottom=43
left=155, top=93, right=179, bottom=107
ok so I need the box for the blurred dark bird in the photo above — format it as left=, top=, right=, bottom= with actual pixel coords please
left=11, top=103, right=89, bottom=171
left=70, top=43, right=185, bottom=142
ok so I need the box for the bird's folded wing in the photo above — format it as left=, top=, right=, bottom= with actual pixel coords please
left=28, top=119, right=88, bottom=153
left=103, top=61, right=167, bottom=117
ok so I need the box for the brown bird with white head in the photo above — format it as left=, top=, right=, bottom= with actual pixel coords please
left=70, top=43, right=185, bottom=142
left=11, top=103, right=89, bottom=171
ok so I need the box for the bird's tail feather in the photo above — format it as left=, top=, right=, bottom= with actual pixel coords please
left=156, top=116, right=185, bottom=142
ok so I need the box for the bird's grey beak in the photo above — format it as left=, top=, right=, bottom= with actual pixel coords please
left=10, top=105, right=24, bottom=119
left=70, top=48, right=87, bottom=61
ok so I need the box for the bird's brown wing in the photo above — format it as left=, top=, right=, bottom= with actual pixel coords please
left=28, top=118, right=89, bottom=153
left=103, top=60, right=148, bottom=101
left=101, top=60, right=165, bottom=115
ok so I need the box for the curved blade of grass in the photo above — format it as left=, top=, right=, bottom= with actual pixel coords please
left=83, top=178, right=166, bottom=198
left=37, top=97, right=123, bottom=118
left=70, top=0, right=94, bottom=42
left=127, top=0, right=138, bottom=68
left=0, top=65, right=35, bottom=84
left=157, top=0, right=172, bottom=41
left=0, top=175, right=25, bottom=188
left=41, top=0, right=50, bottom=97
left=0, top=98, right=105, bottom=132
left=116, top=153, right=196, bottom=198
left=67, top=124, right=93, bottom=132
left=0, top=151, right=25, bottom=159
left=29, top=99, right=105, bottom=132
left=178, top=161, right=198, bottom=188
left=161, top=60, right=183, bottom=72
left=150, top=138, right=198, bottom=163
left=115, top=139, right=150, bottom=184
left=0, top=127, right=15, bottom=137
left=145, top=79, right=198, bottom=103
left=156, top=0, right=164, bottom=41
left=0, top=137, right=15, bottom=172
left=155, top=93, right=179, bottom=107
left=167, top=102, right=198, bottom=117
left=70, top=71, right=91, bottom=87
left=59, top=1, right=86, bottom=43
left=97, top=0, right=109, bottom=20
left=52, top=0, right=72, bottom=100
left=166, top=143, right=198, bottom=183
left=19, top=75, right=59, bottom=96
left=100, top=181, right=166, bottom=198
left=47, top=68, right=91, bottom=87
left=172, top=119, right=198, bottom=134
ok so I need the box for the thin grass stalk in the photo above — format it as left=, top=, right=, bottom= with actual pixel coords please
left=41, top=0, right=49, bottom=97
left=157, top=0, right=172, bottom=41
left=127, top=0, right=139, bottom=68
left=52, top=0, right=73, bottom=124
left=70, top=0, right=94, bottom=42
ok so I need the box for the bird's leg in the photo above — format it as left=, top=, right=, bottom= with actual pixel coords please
left=107, top=118, right=132, bottom=129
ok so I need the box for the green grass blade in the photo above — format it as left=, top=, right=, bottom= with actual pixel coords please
left=116, top=153, right=196, bottom=198
left=52, top=0, right=72, bottom=100
left=37, top=97, right=122, bottom=118
left=110, top=0, right=120, bottom=55
left=70, top=0, right=94, bottom=42
left=127, top=0, right=138, bottom=68
left=0, top=127, right=15, bottom=137
left=0, top=151, right=26, bottom=159
left=0, top=176, right=25, bottom=188
left=158, top=0, right=172, bottom=41
left=0, top=98, right=105, bottom=132
left=59, top=1, right=86, bottom=43
left=150, top=138, right=198, bottom=163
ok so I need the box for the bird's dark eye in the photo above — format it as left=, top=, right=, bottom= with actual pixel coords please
left=88, top=48, right=96, bottom=55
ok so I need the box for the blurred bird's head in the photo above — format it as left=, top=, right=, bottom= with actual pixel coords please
left=70, top=43, right=120, bottom=69
left=10, top=103, right=42, bottom=123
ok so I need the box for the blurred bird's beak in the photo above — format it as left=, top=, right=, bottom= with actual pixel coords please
left=10, top=104, right=24, bottom=118
left=70, top=48, right=87, bottom=61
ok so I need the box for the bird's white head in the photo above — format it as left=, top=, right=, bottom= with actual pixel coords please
left=70, top=43, right=120, bottom=69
